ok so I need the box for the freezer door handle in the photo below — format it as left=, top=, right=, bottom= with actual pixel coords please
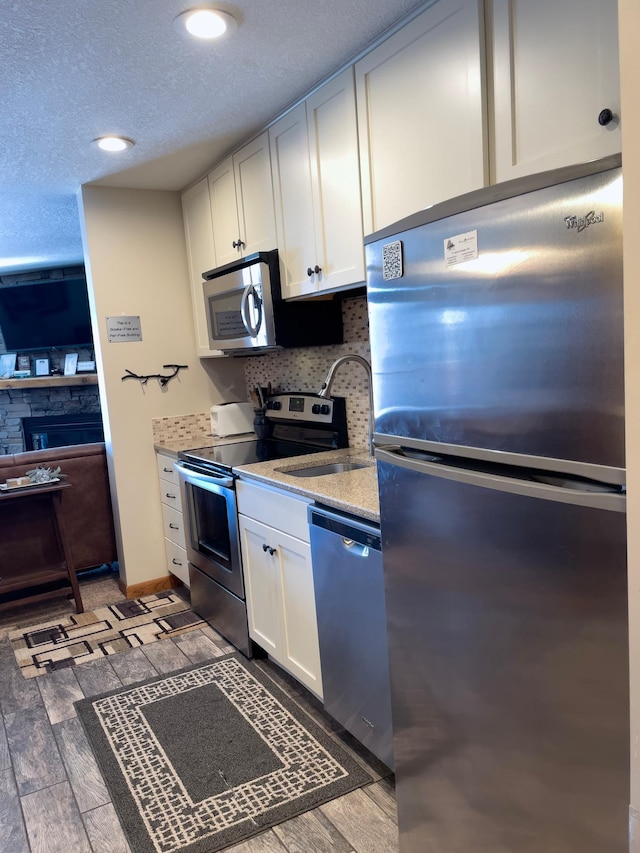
left=375, top=446, right=626, bottom=513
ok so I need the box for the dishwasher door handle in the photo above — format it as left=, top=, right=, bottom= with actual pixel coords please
left=341, top=537, right=370, bottom=558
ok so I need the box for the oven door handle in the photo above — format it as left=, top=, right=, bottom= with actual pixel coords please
left=240, top=283, right=262, bottom=338
left=175, top=460, right=235, bottom=490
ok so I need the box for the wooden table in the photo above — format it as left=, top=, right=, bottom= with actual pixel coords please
left=0, top=481, right=84, bottom=613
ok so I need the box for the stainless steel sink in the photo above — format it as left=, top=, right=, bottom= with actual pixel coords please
left=278, top=461, right=372, bottom=478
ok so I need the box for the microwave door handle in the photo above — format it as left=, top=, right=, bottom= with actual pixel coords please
left=240, top=284, right=262, bottom=338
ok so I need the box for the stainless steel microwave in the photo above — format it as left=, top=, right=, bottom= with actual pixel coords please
left=202, top=250, right=342, bottom=355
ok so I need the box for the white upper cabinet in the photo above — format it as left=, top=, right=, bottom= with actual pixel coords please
left=207, top=157, right=239, bottom=268
left=181, top=178, right=220, bottom=357
left=234, top=133, right=278, bottom=257
left=270, top=67, right=365, bottom=299
left=356, top=0, right=487, bottom=235
left=270, top=104, right=316, bottom=298
left=208, top=131, right=277, bottom=268
left=489, top=0, right=621, bottom=183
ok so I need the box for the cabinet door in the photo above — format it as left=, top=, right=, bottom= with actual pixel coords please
left=276, top=528, right=323, bottom=698
left=181, top=179, right=218, bottom=356
left=208, top=157, right=241, bottom=268
left=307, top=67, right=365, bottom=293
left=269, top=103, right=318, bottom=298
left=233, top=132, right=277, bottom=256
left=490, top=0, right=621, bottom=183
left=356, top=0, right=487, bottom=234
left=239, top=514, right=281, bottom=657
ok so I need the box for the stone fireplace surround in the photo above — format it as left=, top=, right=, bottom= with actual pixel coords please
left=0, top=383, right=101, bottom=455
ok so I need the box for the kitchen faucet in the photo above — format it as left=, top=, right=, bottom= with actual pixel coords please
left=318, top=354, right=375, bottom=457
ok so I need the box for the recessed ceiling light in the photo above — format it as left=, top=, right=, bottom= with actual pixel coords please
left=174, top=7, right=237, bottom=40
left=92, top=136, right=135, bottom=152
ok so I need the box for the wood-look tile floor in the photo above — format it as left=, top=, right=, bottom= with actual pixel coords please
left=0, top=597, right=398, bottom=853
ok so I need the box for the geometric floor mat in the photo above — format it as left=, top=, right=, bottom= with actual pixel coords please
left=75, top=655, right=372, bottom=853
left=9, top=591, right=204, bottom=678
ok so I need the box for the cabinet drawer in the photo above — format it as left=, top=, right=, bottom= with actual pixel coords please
left=158, top=480, right=183, bottom=512
left=161, top=503, right=186, bottom=549
left=165, top=538, right=189, bottom=587
left=156, top=453, right=179, bottom=486
left=237, top=479, right=311, bottom=542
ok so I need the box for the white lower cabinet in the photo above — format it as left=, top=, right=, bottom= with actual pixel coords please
left=156, top=453, right=189, bottom=588
left=237, top=480, right=322, bottom=698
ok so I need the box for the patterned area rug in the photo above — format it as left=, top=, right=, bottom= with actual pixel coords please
left=9, top=592, right=204, bottom=678
left=76, top=655, right=372, bottom=853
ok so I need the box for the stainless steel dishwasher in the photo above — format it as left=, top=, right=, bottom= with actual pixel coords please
left=309, top=505, right=393, bottom=769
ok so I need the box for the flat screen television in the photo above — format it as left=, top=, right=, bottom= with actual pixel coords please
left=0, top=276, right=93, bottom=352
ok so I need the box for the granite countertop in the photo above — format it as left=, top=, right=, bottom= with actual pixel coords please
left=234, top=448, right=380, bottom=523
left=155, top=438, right=380, bottom=523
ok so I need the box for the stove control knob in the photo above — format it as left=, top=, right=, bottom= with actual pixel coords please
left=320, top=404, right=330, bottom=415
left=266, top=400, right=274, bottom=409
left=311, top=404, right=321, bottom=414
left=272, top=401, right=282, bottom=410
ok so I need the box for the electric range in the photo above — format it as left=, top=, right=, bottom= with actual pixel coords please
left=175, top=392, right=349, bottom=657
left=178, top=392, right=349, bottom=473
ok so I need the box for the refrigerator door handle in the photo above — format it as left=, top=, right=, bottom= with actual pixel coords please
left=375, top=446, right=626, bottom=513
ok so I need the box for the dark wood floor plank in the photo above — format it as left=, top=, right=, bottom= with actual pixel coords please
left=273, top=808, right=355, bottom=852
left=108, top=646, right=159, bottom=685
left=0, top=768, right=30, bottom=853
left=226, top=828, right=288, bottom=852
left=140, top=637, right=190, bottom=673
left=362, top=778, right=398, bottom=822
left=0, top=715, right=10, bottom=771
left=320, top=788, right=400, bottom=853
left=54, top=716, right=110, bottom=813
left=200, top=624, right=236, bottom=653
left=82, top=802, right=132, bottom=853
left=38, top=666, right=84, bottom=724
left=173, top=630, right=225, bottom=663
left=332, top=728, right=392, bottom=782
left=4, top=704, right=67, bottom=795
left=74, top=657, right=123, bottom=698
left=1, top=663, right=45, bottom=714
left=21, top=779, right=92, bottom=853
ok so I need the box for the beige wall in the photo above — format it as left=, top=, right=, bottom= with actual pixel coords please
left=620, top=0, right=640, bottom=844
left=77, top=186, right=246, bottom=588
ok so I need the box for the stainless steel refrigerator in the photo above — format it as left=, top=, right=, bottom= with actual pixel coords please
left=365, top=154, right=628, bottom=853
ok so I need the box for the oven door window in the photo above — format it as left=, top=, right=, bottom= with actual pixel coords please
left=183, top=478, right=244, bottom=599
left=190, top=486, right=231, bottom=565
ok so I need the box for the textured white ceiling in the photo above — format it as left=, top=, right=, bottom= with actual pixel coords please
left=0, top=0, right=426, bottom=275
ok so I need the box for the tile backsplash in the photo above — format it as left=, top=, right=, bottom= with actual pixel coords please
left=244, top=294, right=372, bottom=450
left=151, top=411, right=212, bottom=447
left=152, top=294, right=373, bottom=451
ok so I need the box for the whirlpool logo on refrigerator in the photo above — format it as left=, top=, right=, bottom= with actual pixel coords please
left=564, top=210, right=605, bottom=232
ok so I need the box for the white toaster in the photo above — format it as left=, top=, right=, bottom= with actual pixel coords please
left=210, top=402, right=255, bottom=437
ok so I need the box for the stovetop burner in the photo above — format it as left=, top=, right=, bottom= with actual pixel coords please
left=178, top=392, right=349, bottom=475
